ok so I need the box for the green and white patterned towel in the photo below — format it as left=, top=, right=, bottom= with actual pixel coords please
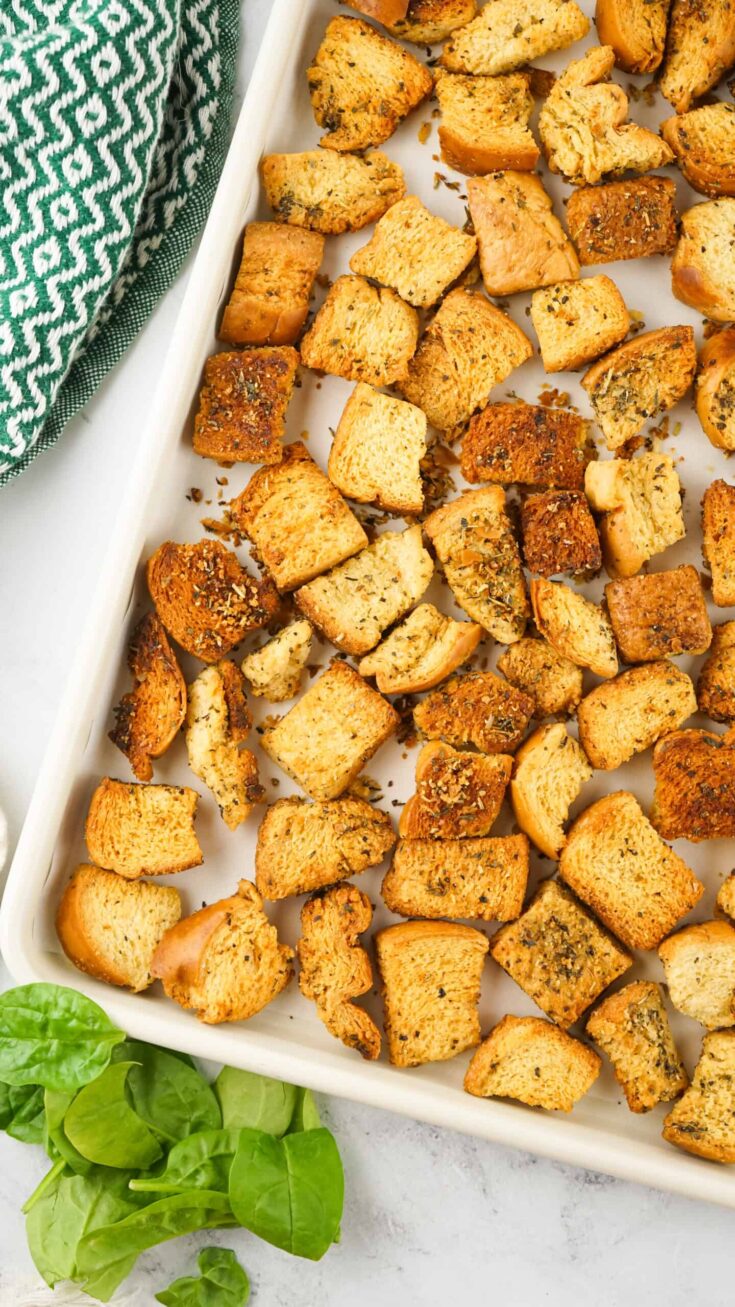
left=0, top=0, right=239, bottom=485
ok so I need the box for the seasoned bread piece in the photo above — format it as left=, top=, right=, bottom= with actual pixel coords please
left=298, top=885, right=381, bottom=1060
left=696, top=327, right=735, bottom=451
left=595, top=0, right=670, bottom=74
left=651, top=728, right=735, bottom=841
left=85, top=778, right=202, bottom=878
left=497, top=638, right=584, bottom=718
left=467, top=172, right=579, bottom=297
left=385, top=0, right=476, bottom=44
left=398, top=289, right=533, bottom=435
left=565, top=177, right=678, bottom=266
left=510, top=724, right=593, bottom=860
left=663, top=1030, right=735, bottom=1163
left=576, top=663, right=696, bottom=772
left=520, top=490, right=601, bottom=578
left=300, top=274, right=418, bottom=387
left=584, top=453, right=685, bottom=579
left=717, top=874, right=735, bottom=922
left=57, top=865, right=182, bottom=994
left=698, top=622, right=735, bottom=723
left=218, top=223, right=324, bottom=346
left=581, top=327, right=696, bottom=452
left=261, top=149, right=405, bottom=235
left=413, top=669, right=534, bottom=754
left=703, top=479, right=735, bottom=606
left=659, top=922, right=735, bottom=1029
left=296, top=525, right=433, bottom=655
left=346, top=0, right=409, bottom=24
left=461, top=403, right=591, bottom=491
left=605, top=566, right=712, bottom=664
left=465, top=1015, right=600, bottom=1112
left=424, top=486, right=529, bottom=643
left=358, top=604, right=481, bottom=694
left=490, top=878, right=632, bottom=1029
left=327, top=383, right=426, bottom=516
left=241, top=621, right=312, bottom=703
left=382, top=834, right=529, bottom=922
left=434, top=71, right=539, bottom=176
left=350, top=196, right=477, bottom=309
left=193, top=347, right=298, bottom=464
left=185, top=661, right=264, bottom=831
left=109, top=613, right=186, bottom=782
left=232, top=443, right=367, bottom=592
left=399, top=741, right=512, bottom=840
left=662, top=103, right=735, bottom=199
left=151, top=880, right=293, bottom=1024
left=307, top=16, right=432, bottom=152
left=671, top=199, right=735, bottom=322
left=660, top=0, right=735, bottom=113
left=261, top=661, right=398, bottom=801
left=530, top=578, right=618, bottom=679
left=559, top=792, right=704, bottom=950
left=375, top=919, right=488, bottom=1066
left=530, top=275, right=629, bottom=374
left=441, top=0, right=589, bottom=75
left=255, top=795, right=396, bottom=901
left=586, top=982, right=687, bottom=1114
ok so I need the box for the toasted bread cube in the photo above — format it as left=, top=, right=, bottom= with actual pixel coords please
left=399, top=741, right=512, bottom=840
left=385, top=0, right=477, bottom=44
left=255, top=795, right=396, bottom=901
left=511, top=724, right=593, bottom=860
left=530, top=578, right=618, bottom=680
left=698, top=622, right=735, bottom=723
left=327, top=383, right=426, bottom=516
left=497, top=638, right=584, bottom=718
left=703, top=479, right=735, bottom=607
left=465, top=1015, right=600, bottom=1112
left=375, top=919, right=488, bottom=1066
left=261, top=149, right=405, bottom=235
left=577, top=663, right=697, bottom=772
left=660, top=0, right=735, bottom=113
left=659, top=922, right=735, bottom=1030
left=490, top=879, right=632, bottom=1029
left=350, top=196, right=476, bottom=309
left=218, top=223, right=324, bottom=346
left=300, top=274, right=418, bottom=387
left=585, top=453, right=685, bottom=579
left=696, top=327, right=735, bottom=452
left=462, top=403, right=592, bottom=491
left=434, top=70, right=539, bottom=175
left=193, top=347, right=298, bottom=464
left=382, top=834, right=529, bottom=922
left=717, top=874, right=735, bottom=922
left=442, top=0, right=588, bottom=74
left=151, top=880, right=293, bottom=1024
left=359, top=604, right=481, bottom=695
left=671, top=199, right=735, bottom=323
left=566, top=176, right=678, bottom=266
left=298, top=885, right=381, bottom=1060
left=652, top=728, right=735, bottom=842
left=232, top=443, right=367, bottom=592
left=241, top=621, right=313, bottom=703
left=606, top=566, right=712, bottom=665
left=413, top=669, right=534, bottom=754
left=662, top=103, right=735, bottom=200
left=346, top=0, right=409, bottom=24
left=261, top=661, right=398, bottom=801
left=521, top=490, right=601, bottom=578
left=595, top=0, right=669, bottom=73
left=56, top=865, right=182, bottom=994
left=586, top=982, right=687, bottom=1113
left=109, top=613, right=186, bottom=783
left=663, top=1030, right=735, bottom=1163
left=531, top=275, right=629, bottom=374
left=582, top=326, right=696, bottom=452
left=85, top=778, right=202, bottom=878
left=185, top=662, right=264, bottom=831
left=296, top=525, right=433, bottom=656
left=424, top=486, right=529, bottom=643
left=467, top=172, right=579, bottom=298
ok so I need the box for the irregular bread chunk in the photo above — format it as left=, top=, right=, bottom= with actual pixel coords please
left=399, top=741, right=512, bottom=840
left=109, top=613, right=186, bottom=782
left=605, top=566, right=712, bottom=664
left=586, top=982, right=687, bottom=1113
left=581, top=326, right=696, bottom=452
left=717, top=874, right=735, bottom=922
left=511, top=723, right=593, bottom=860
left=255, top=795, right=396, bottom=901
left=85, top=778, right=202, bottom=878
left=577, top=663, right=696, bottom=772
left=465, top=1015, right=600, bottom=1112
left=584, top=453, right=685, bottom=579
left=241, top=621, right=313, bottom=703
left=185, top=661, right=264, bottom=831
left=298, top=885, right=381, bottom=1060
left=385, top=0, right=477, bottom=44
left=327, top=383, right=426, bottom=516
left=520, top=490, right=601, bottom=577
left=696, top=327, right=735, bottom=451
left=659, top=922, right=735, bottom=1029
left=660, top=0, right=735, bottom=113
left=413, top=669, right=534, bottom=753
left=529, top=578, right=618, bottom=679
left=359, top=604, right=481, bottom=694
left=461, top=403, right=592, bottom=491
left=497, top=638, right=584, bottom=718
left=261, top=149, right=405, bottom=235
left=662, top=103, right=735, bottom=199
left=434, top=70, right=539, bottom=175
left=218, top=223, right=324, bottom=346
left=382, top=834, right=529, bottom=922
left=300, top=274, right=419, bottom=387
left=565, top=176, right=678, bottom=265
left=441, top=0, right=589, bottom=75
left=530, top=275, right=629, bottom=373
left=595, top=0, right=670, bottom=73
left=651, top=728, right=735, bottom=842
left=697, top=622, right=735, bottom=723
left=345, top=0, right=409, bottom=23
left=663, top=1030, right=735, bottom=1163
left=703, top=479, right=735, bottom=607
left=350, top=196, right=477, bottom=308
left=467, top=172, right=579, bottom=297
left=671, top=199, right=735, bottom=322
left=193, top=347, right=299, bottom=464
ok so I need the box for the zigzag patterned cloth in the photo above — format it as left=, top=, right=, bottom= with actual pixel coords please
left=0, top=0, right=238, bottom=484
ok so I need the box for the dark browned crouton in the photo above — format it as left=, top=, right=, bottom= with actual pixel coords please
left=193, top=348, right=299, bottom=464
left=520, top=490, right=601, bottom=577
left=461, top=403, right=592, bottom=491
left=109, top=614, right=186, bottom=781
left=413, top=669, right=534, bottom=754
left=652, top=728, right=735, bottom=842
left=565, top=177, right=678, bottom=266
left=605, top=566, right=712, bottom=664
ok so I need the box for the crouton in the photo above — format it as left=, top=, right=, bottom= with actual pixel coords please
left=586, top=982, right=688, bottom=1113
left=399, top=290, right=533, bottom=435
left=231, top=443, right=367, bottom=592
left=565, top=177, right=678, bottom=266
left=327, top=383, right=426, bottom=516
left=298, top=885, right=381, bottom=1060
left=651, top=728, right=735, bottom=841
left=261, top=149, right=405, bottom=235
left=85, top=778, right=202, bottom=878
left=461, top=403, right=592, bottom=491
left=295, top=525, right=433, bottom=655
left=703, top=479, right=735, bottom=607
left=584, top=453, right=685, bottom=579
left=385, top=0, right=477, bottom=44
left=350, top=196, right=476, bottom=309
left=150, top=879, right=293, bottom=1024
left=261, top=661, right=398, bottom=801
left=192, top=347, right=299, bottom=464
left=147, top=539, right=278, bottom=662
left=345, top=0, right=409, bottom=24
left=605, top=566, right=712, bottom=664
left=109, top=613, right=186, bottom=782
left=663, top=1030, right=735, bottom=1163
left=375, top=919, right=489, bottom=1066
left=717, top=874, right=735, bottom=921
left=241, top=621, right=313, bottom=703
left=539, top=46, right=674, bottom=185
left=595, top=0, right=670, bottom=73
left=382, top=834, right=529, bottom=922
left=520, top=490, right=601, bottom=578
left=660, top=0, right=735, bottom=113
left=465, top=1015, right=600, bottom=1112
left=255, top=795, right=396, bottom=900
left=530, top=275, right=629, bottom=374
left=300, top=275, right=419, bottom=387
left=529, top=578, right=618, bottom=679
left=399, top=741, right=512, bottom=840
left=424, top=486, right=529, bottom=643
left=662, top=103, right=735, bottom=199
left=56, top=865, right=182, bottom=994
left=576, top=663, right=697, bottom=772
left=671, top=199, right=735, bottom=322
left=307, top=16, right=432, bottom=152
left=218, top=223, right=324, bottom=346
left=413, top=669, right=534, bottom=753
left=698, top=622, right=735, bottom=723
left=510, top=724, right=593, bottom=860
left=489, top=878, right=632, bottom=1029
left=358, top=604, right=481, bottom=694
left=467, top=172, right=580, bottom=298
left=441, top=0, right=589, bottom=75
left=581, top=326, right=696, bottom=452
left=434, top=70, right=540, bottom=175
left=696, top=327, right=735, bottom=451
left=659, top=922, right=735, bottom=1030
left=185, top=661, right=264, bottom=831
left=497, top=638, right=584, bottom=718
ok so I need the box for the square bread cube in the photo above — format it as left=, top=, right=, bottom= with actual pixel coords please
left=255, top=795, right=396, bottom=900
left=652, top=728, right=735, bottom=842
left=531, top=275, right=629, bottom=373
left=350, top=196, right=477, bottom=308
left=520, top=489, right=601, bottom=577
left=697, top=622, right=735, bottom=723
left=585, top=452, right=685, bottom=579
left=381, top=834, right=529, bottom=921
left=659, top=921, right=735, bottom=1031
left=467, top=172, right=579, bottom=297
left=440, top=0, right=589, bottom=75
left=703, top=479, right=735, bottom=607
left=529, top=578, right=618, bottom=680
left=605, top=566, right=712, bottom=664
left=434, top=70, right=539, bottom=175
left=663, top=1030, right=735, bottom=1163
left=399, top=741, right=513, bottom=840
left=193, top=348, right=299, bottom=464
left=581, top=325, right=696, bottom=452
left=85, top=779, right=202, bottom=878
left=218, top=223, right=324, bottom=346
left=261, top=149, right=406, bottom=235
left=464, top=1015, right=600, bottom=1112
left=327, top=382, right=427, bottom=515
left=577, top=662, right=697, bottom=772
left=566, top=177, right=678, bottom=266
left=413, top=668, right=534, bottom=754
left=461, top=402, right=592, bottom=490
left=300, top=274, right=419, bottom=387
left=586, top=982, right=688, bottom=1114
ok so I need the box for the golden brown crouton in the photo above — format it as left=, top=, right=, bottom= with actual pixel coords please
left=497, top=638, right=585, bottom=718
left=346, top=0, right=409, bottom=22
left=703, top=479, right=735, bottom=606
left=399, top=741, right=512, bottom=840
left=662, top=103, right=735, bottom=199
left=241, top=621, right=313, bottom=703
left=151, top=879, right=293, bottom=1024
left=581, top=326, right=696, bottom=452
left=218, top=223, right=324, bottom=346
left=660, top=921, right=735, bottom=1030
left=697, top=622, right=735, bottom=722
left=660, top=0, right=735, bottom=113
left=350, top=196, right=477, bottom=309
left=605, top=566, right=712, bottom=664
left=261, top=661, right=398, bottom=801
left=375, top=919, right=489, bottom=1067
left=651, top=728, right=735, bottom=841
left=671, top=199, right=735, bottom=322
left=586, top=982, right=688, bottom=1113
left=520, top=490, right=601, bottom=578
left=461, top=403, right=592, bottom=491
left=717, top=874, right=735, bottom=921
left=584, top=453, right=685, bottom=579
left=595, top=0, right=670, bottom=73
left=441, top=0, right=589, bottom=74
left=109, top=613, right=186, bottom=783
left=529, top=578, right=618, bottom=679
left=385, top=0, right=477, bottom=44
left=576, top=663, right=697, bottom=772
left=465, top=1015, right=600, bottom=1112
left=185, top=661, right=264, bottom=831
left=530, top=275, right=629, bottom=373
left=467, top=172, right=579, bottom=298
left=327, top=383, right=427, bottom=516
left=298, top=885, right=381, bottom=1060
left=489, top=878, right=632, bottom=1029
left=413, top=669, right=534, bottom=754
left=192, top=347, right=299, bottom=464
left=300, top=274, right=419, bottom=387
left=255, top=795, right=396, bottom=901
left=382, top=834, right=529, bottom=922
left=261, top=149, right=405, bottom=235
left=358, top=604, right=481, bottom=694
left=434, top=70, right=540, bottom=176
left=565, top=176, right=678, bottom=266
left=696, top=327, right=735, bottom=451
left=85, top=778, right=202, bottom=878
left=510, top=723, right=593, bottom=860
left=663, top=1030, right=735, bottom=1163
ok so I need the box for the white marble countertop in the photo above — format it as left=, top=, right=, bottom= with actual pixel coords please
left=1, top=4, right=734, bottom=1302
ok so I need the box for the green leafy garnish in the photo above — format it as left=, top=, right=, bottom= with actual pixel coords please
left=155, top=1246, right=250, bottom=1306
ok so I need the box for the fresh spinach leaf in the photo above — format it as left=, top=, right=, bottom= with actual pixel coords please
left=113, top=1041, right=221, bottom=1143
left=25, top=1166, right=139, bottom=1290
left=130, top=1129, right=239, bottom=1196
left=0, top=984, right=124, bottom=1090
left=0, top=1080, right=46, bottom=1144
left=155, top=1246, right=250, bottom=1306
left=214, top=1066, right=297, bottom=1136
left=43, top=1088, right=93, bottom=1175
left=287, top=1087, right=322, bottom=1133
left=63, top=1062, right=163, bottom=1169
left=229, top=1127, right=343, bottom=1261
